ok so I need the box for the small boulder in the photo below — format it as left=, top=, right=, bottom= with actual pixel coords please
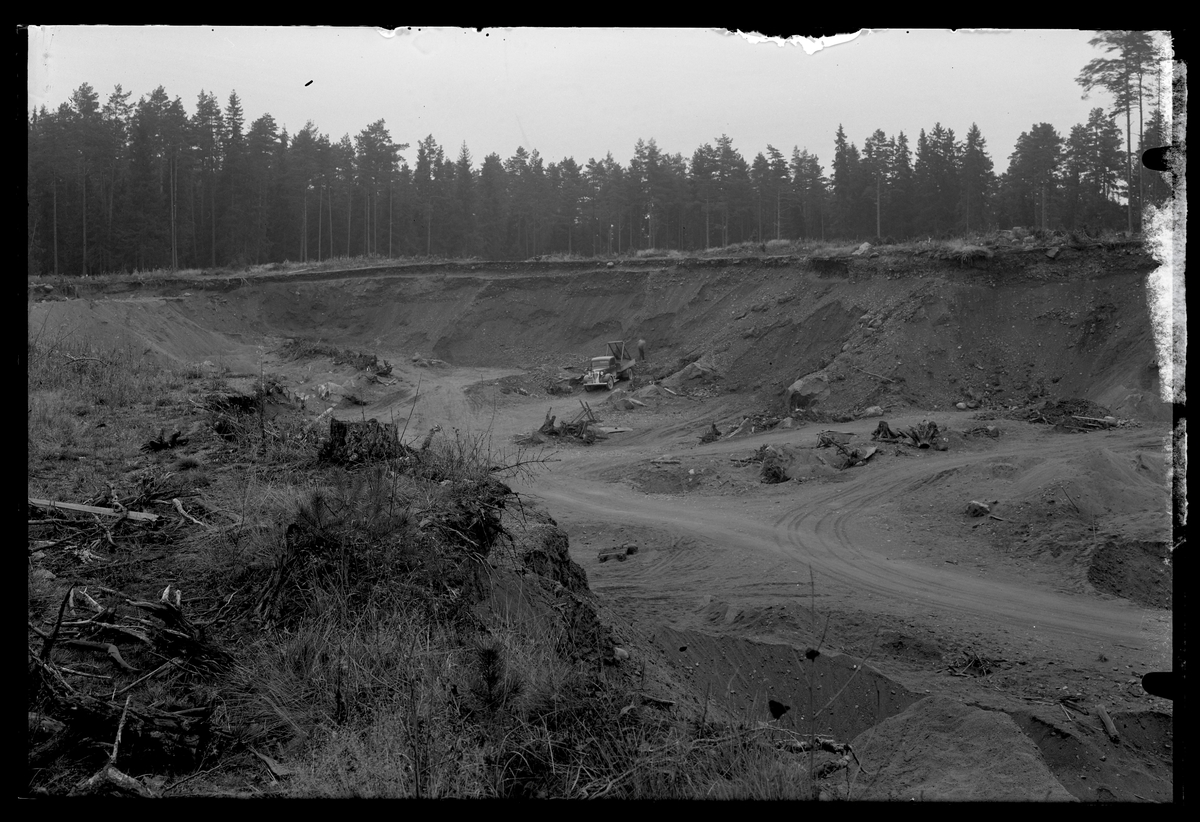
left=965, top=500, right=990, bottom=517
left=861, top=405, right=884, bottom=418
left=956, top=402, right=968, bottom=410
left=785, top=372, right=830, bottom=412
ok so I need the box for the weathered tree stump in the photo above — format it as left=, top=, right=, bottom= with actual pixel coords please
left=320, top=418, right=404, bottom=465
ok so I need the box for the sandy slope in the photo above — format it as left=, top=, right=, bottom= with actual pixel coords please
left=28, top=248, right=1175, bottom=800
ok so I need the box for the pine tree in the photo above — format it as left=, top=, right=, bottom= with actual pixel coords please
left=830, top=125, right=857, bottom=238
left=1077, top=30, right=1160, bottom=232
left=1004, top=123, right=1064, bottom=231
left=958, top=123, right=995, bottom=233
left=860, top=129, right=891, bottom=238
left=888, top=132, right=914, bottom=239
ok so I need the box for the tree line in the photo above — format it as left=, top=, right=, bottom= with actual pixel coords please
left=27, top=31, right=1168, bottom=276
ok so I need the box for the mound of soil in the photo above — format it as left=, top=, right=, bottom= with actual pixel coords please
left=1087, top=537, right=1172, bottom=608
left=643, top=626, right=922, bottom=743
left=850, top=696, right=1075, bottom=801
left=1009, top=708, right=1173, bottom=802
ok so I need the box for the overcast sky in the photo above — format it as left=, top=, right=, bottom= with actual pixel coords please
left=27, top=27, right=1173, bottom=174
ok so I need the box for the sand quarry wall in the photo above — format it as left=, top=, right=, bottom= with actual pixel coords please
left=29, top=247, right=1167, bottom=421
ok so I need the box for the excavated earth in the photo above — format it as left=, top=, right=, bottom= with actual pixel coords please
left=28, top=245, right=1176, bottom=801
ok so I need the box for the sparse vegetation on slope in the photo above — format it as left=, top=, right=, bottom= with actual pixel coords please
left=27, top=331, right=843, bottom=798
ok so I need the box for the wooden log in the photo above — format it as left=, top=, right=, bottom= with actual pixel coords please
left=28, top=498, right=159, bottom=522
left=639, top=694, right=676, bottom=708
left=850, top=364, right=895, bottom=383
left=1096, top=703, right=1120, bottom=743
left=62, top=640, right=140, bottom=672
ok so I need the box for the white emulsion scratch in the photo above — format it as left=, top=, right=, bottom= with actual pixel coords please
left=735, top=29, right=865, bottom=54
left=1144, top=40, right=1183, bottom=406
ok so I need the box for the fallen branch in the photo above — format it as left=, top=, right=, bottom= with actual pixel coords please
left=116, top=656, right=186, bottom=696
left=41, top=587, right=73, bottom=663
left=173, top=498, right=211, bottom=528
left=1060, top=488, right=1082, bottom=515
left=302, top=405, right=336, bottom=435
left=639, top=694, right=676, bottom=708
left=70, top=764, right=157, bottom=798
left=57, top=665, right=113, bottom=680
left=1096, top=703, right=1120, bottom=744
left=849, top=364, right=895, bottom=383
left=29, top=498, right=159, bottom=523
left=111, top=694, right=132, bottom=763
left=63, top=354, right=109, bottom=366
left=61, top=640, right=140, bottom=672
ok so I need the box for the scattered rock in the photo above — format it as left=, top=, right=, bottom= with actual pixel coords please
left=861, top=405, right=884, bottom=418
left=966, top=500, right=991, bottom=517
left=785, top=372, right=830, bottom=412
left=956, top=402, right=968, bottom=410
left=607, top=388, right=639, bottom=411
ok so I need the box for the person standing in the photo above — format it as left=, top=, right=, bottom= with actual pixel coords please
left=637, top=338, right=647, bottom=361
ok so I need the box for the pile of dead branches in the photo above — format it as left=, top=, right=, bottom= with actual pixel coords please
left=815, top=434, right=878, bottom=469
left=793, top=408, right=855, bottom=424
left=536, top=402, right=603, bottom=444
left=140, top=429, right=190, bottom=453
left=730, top=444, right=772, bottom=466
left=27, top=477, right=216, bottom=581
left=946, top=648, right=1010, bottom=678
left=816, top=430, right=852, bottom=448
left=1015, top=397, right=1112, bottom=426
left=871, top=421, right=904, bottom=442
left=905, top=419, right=940, bottom=448
left=28, top=584, right=234, bottom=796
left=760, top=448, right=789, bottom=484
left=871, top=419, right=941, bottom=448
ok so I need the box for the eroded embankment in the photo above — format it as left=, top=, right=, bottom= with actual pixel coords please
left=29, top=247, right=1166, bottom=422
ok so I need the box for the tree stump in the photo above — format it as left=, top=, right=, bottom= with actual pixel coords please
left=320, top=418, right=404, bottom=465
